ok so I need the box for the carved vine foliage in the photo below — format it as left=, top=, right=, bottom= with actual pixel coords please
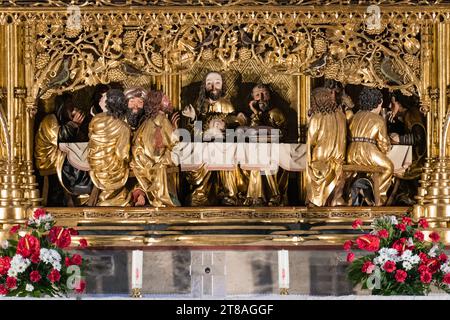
left=28, top=10, right=423, bottom=99
left=0, top=0, right=448, bottom=6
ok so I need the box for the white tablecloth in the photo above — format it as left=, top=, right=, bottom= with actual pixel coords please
left=59, top=142, right=412, bottom=173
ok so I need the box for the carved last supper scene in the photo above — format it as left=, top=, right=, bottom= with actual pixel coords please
left=1, top=0, right=450, bottom=246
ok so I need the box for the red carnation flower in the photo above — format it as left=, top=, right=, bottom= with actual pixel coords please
left=9, top=225, right=20, bottom=234
left=402, top=217, right=412, bottom=226
left=356, top=235, right=380, bottom=252
left=75, top=280, right=86, bottom=294
left=383, top=261, right=396, bottom=273
left=79, top=239, right=88, bottom=248
left=71, top=254, right=82, bottom=266
left=378, top=229, right=389, bottom=239
left=48, top=226, right=71, bottom=248
left=347, top=252, right=355, bottom=262
left=443, top=273, right=450, bottom=284
left=352, top=219, right=363, bottom=229
left=65, top=257, right=71, bottom=267
left=395, top=269, right=407, bottom=283
left=31, top=253, right=40, bottom=264
left=419, top=218, right=429, bottom=229
left=343, top=240, right=353, bottom=251
left=33, top=208, right=46, bottom=219
left=0, top=284, right=7, bottom=295
left=16, top=234, right=40, bottom=258
left=439, top=253, right=448, bottom=262
left=420, top=271, right=432, bottom=284
left=396, top=223, right=406, bottom=232
left=418, top=264, right=428, bottom=273
left=419, top=252, right=428, bottom=263
left=48, top=269, right=61, bottom=283
left=0, top=256, right=11, bottom=276
left=361, top=261, right=375, bottom=274
left=414, top=231, right=424, bottom=241
left=30, top=270, right=41, bottom=283
left=6, top=277, right=17, bottom=289
left=429, top=232, right=440, bottom=243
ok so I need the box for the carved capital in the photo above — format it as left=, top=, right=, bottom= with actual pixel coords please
left=25, top=97, right=37, bottom=118
left=0, top=88, right=6, bottom=100
left=428, top=87, right=440, bottom=101
left=13, top=87, right=27, bottom=99
left=420, top=98, right=431, bottom=113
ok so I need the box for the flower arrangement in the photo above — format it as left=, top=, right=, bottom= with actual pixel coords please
left=0, top=208, right=88, bottom=297
left=345, top=216, right=450, bottom=295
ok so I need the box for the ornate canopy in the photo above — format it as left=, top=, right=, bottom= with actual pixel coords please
left=1, top=0, right=447, bottom=107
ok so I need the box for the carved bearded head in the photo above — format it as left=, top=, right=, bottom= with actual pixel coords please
left=124, top=87, right=148, bottom=129
left=197, top=71, right=228, bottom=113
left=251, top=84, right=272, bottom=112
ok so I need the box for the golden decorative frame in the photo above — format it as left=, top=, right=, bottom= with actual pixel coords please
left=1, top=1, right=450, bottom=245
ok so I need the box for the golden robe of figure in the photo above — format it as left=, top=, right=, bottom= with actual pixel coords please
left=246, top=107, right=288, bottom=205
left=88, top=112, right=131, bottom=206
left=306, top=88, right=347, bottom=207
left=347, top=111, right=393, bottom=202
left=244, top=84, right=288, bottom=206
left=35, top=114, right=64, bottom=172
left=182, top=72, right=247, bottom=206
left=187, top=98, right=245, bottom=206
left=131, top=112, right=180, bottom=207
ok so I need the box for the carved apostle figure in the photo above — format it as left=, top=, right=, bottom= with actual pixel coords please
left=306, top=87, right=347, bottom=207
left=347, top=87, right=393, bottom=205
left=35, top=93, right=93, bottom=206
left=182, top=71, right=247, bottom=206
left=244, top=83, right=288, bottom=206
left=124, top=87, right=147, bottom=132
left=387, top=93, right=426, bottom=205
left=324, top=79, right=355, bottom=122
left=87, top=89, right=131, bottom=206
left=131, top=90, right=181, bottom=207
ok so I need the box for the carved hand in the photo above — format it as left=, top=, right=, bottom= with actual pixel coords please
left=182, top=104, right=196, bottom=120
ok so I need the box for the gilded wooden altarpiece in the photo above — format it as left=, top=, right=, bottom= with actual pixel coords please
left=0, top=0, right=449, bottom=245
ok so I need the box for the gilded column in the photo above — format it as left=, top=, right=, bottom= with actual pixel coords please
left=0, top=24, right=28, bottom=241
left=22, top=23, right=40, bottom=206
left=414, top=23, right=450, bottom=237
left=415, top=24, right=436, bottom=209
left=297, top=75, right=310, bottom=203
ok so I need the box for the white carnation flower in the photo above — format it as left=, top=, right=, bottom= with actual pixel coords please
left=7, top=269, right=17, bottom=278
left=53, top=261, right=61, bottom=271
left=44, top=223, right=51, bottom=231
left=441, top=262, right=450, bottom=274
left=10, top=255, right=30, bottom=274
left=25, top=284, right=34, bottom=292
left=409, top=254, right=420, bottom=265
left=400, top=250, right=413, bottom=261
left=40, top=248, right=61, bottom=268
left=402, top=261, right=413, bottom=271
left=40, top=248, right=51, bottom=264
left=49, top=249, right=61, bottom=262
left=1, top=240, right=8, bottom=249
left=375, top=248, right=400, bottom=265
